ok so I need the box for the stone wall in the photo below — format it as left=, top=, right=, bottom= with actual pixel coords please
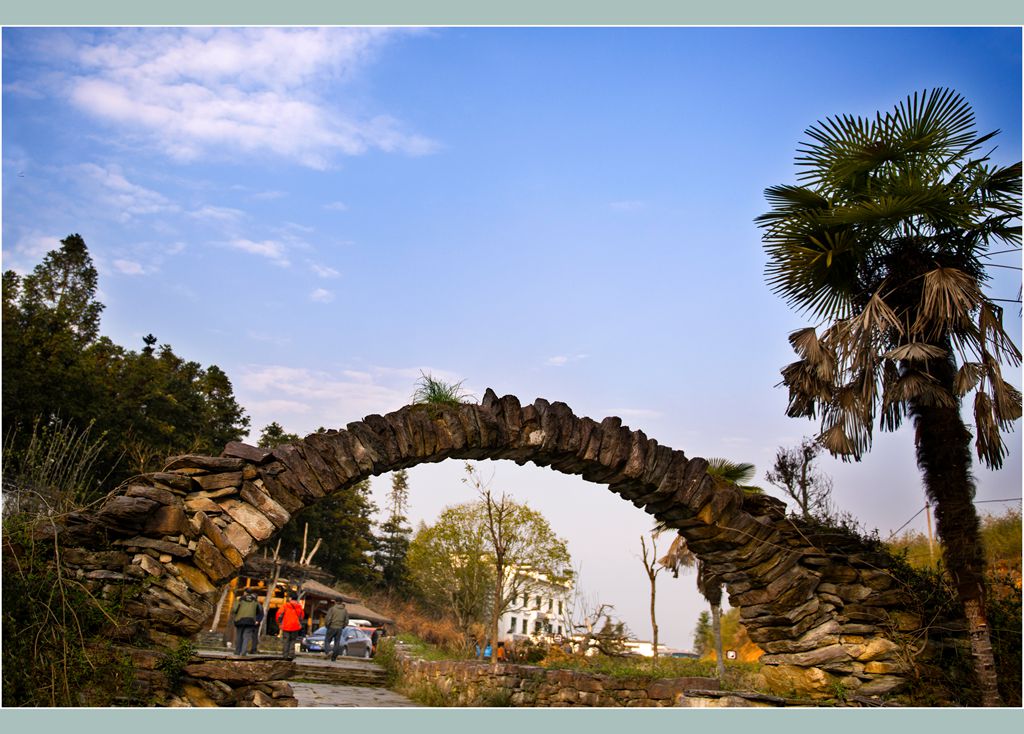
left=48, top=390, right=965, bottom=703
left=394, top=654, right=722, bottom=707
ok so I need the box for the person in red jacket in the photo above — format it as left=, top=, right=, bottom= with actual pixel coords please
left=275, top=594, right=306, bottom=660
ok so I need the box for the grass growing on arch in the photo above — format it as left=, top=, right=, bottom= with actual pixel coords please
left=411, top=372, right=474, bottom=407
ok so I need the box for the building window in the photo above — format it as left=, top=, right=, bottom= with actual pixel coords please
left=509, top=617, right=517, bottom=633
left=558, top=600, right=563, bottom=615
left=548, top=599, right=553, bottom=612
left=521, top=619, right=527, bottom=634
left=535, top=596, right=541, bottom=608
left=523, top=593, right=529, bottom=607
left=534, top=620, right=541, bottom=634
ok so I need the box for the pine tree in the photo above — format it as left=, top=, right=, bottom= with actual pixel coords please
left=375, top=469, right=413, bottom=592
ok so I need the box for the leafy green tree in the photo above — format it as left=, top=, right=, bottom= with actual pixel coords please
left=463, top=464, right=572, bottom=664
left=257, top=422, right=300, bottom=448
left=407, top=503, right=495, bottom=636
left=759, top=89, right=1021, bottom=704
left=375, top=469, right=413, bottom=593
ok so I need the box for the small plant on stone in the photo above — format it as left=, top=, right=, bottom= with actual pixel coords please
left=411, top=372, right=474, bottom=407
left=157, top=639, right=196, bottom=693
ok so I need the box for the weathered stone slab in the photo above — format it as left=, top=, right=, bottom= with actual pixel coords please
left=144, top=505, right=190, bottom=536
left=114, top=537, right=191, bottom=557
left=97, top=495, right=160, bottom=525
left=195, top=511, right=244, bottom=567
left=222, top=441, right=273, bottom=464
left=172, top=562, right=217, bottom=594
left=126, top=484, right=180, bottom=506
left=186, top=497, right=224, bottom=514
left=257, top=471, right=305, bottom=514
left=195, top=472, right=244, bottom=491
left=219, top=499, right=276, bottom=541
left=183, top=659, right=296, bottom=685
left=164, top=455, right=245, bottom=472
left=188, top=487, right=240, bottom=501
left=222, top=521, right=257, bottom=557
left=145, top=472, right=197, bottom=493
left=135, top=553, right=165, bottom=577
left=193, top=536, right=239, bottom=583
left=240, top=481, right=290, bottom=528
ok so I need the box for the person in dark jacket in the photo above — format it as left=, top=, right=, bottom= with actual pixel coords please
left=322, top=601, right=349, bottom=661
left=230, top=591, right=261, bottom=657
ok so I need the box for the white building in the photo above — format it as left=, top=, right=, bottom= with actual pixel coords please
left=496, top=567, right=573, bottom=644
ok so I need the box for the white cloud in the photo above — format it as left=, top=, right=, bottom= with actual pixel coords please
left=310, top=263, right=340, bottom=279
left=226, top=238, right=290, bottom=266
left=112, top=258, right=146, bottom=275
left=323, top=201, right=348, bottom=211
left=309, top=288, right=335, bottom=303
left=64, top=28, right=438, bottom=169
left=14, top=233, right=61, bottom=258
left=236, top=363, right=459, bottom=438
left=545, top=353, right=588, bottom=367
left=71, top=162, right=178, bottom=221
left=190, top=205, right=244, bottom=221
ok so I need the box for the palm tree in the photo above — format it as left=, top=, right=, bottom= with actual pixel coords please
left=657, top=459, right=762, bottom=680
left=758, top=88, right=1021, bottom=706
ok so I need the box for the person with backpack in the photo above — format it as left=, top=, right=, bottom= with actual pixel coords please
left=275, top=594, right=306, bottom=660
left=230, top=590, right=261, bottom=657
left=321, top=600, right=349, bottom=661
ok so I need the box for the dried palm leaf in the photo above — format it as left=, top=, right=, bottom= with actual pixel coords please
left=974, top=391, right=1008, bottom=469
left=916, top=267, right=981, bottom=337
left=859, top=287, right=903, bottom=336
left=954, top=361, right=984, bottom=397
left=883, top=342, right=947, bottom=362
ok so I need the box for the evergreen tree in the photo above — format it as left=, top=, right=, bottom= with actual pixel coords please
left=3, top=235, right=250, bottom=488
left=375, top=469, right=413, bottom=592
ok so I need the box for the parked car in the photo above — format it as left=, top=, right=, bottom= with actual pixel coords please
left=300, top=625, right=373, bottom=658
left=300, top=626, right=328, bottom=653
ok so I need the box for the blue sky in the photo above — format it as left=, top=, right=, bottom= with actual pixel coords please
left=3, top=26, right=1021, bottom=649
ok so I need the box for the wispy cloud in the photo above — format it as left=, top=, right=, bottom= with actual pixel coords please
left=237, top=363, right=462, bottom=437
left=323, top=201, right=349, bottom=211
left=71, top=163, right=178, bottom=221
left=226, top=237, right=290, bottom=266
left=545, top=353, right=588, bottom=367
left=63, top=28, right=438, bottom=169
left=310, top=263, right=340, bottom=279
left=309, top=288, right=335, bottom=303
left=112, top=258, right=146, bottom=275
left=252, top=190, right=287, bottom=200
left=190, top=205, right=244, bottom=222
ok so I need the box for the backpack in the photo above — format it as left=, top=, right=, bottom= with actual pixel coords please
left=234, top=598, right=260, bottom=626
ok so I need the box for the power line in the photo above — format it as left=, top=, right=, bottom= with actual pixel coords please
left=887, top=505, right=927, bottom=541
left=886, top=498, right=1021, bottom=540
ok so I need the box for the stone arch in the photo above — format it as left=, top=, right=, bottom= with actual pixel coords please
left=62, top=390, right=948, bottom=699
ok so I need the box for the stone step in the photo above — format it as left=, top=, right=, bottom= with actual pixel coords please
left=290, top=664, right=390, bottom=686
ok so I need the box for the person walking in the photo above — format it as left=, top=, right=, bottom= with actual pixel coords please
left=322, top=600, right=349, bottom=661
left=230, top=591, right=261, bottom=657
left=275, top=594, right=306, bottom=660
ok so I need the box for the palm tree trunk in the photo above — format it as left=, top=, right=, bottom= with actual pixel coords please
left=910, top=353, right=1002, bottom=706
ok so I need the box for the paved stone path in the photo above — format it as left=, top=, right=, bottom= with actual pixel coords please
left=290, top=682, right=417, bottom=707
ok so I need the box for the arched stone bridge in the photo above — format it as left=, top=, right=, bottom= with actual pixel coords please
left=59, top=390, right=952, bottom=700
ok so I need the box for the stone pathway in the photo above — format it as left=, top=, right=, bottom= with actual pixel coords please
left=291, top=682, right=417, bottom=707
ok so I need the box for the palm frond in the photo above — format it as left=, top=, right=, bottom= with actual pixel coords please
left=973, top=391, right=1008, bottom=469
left=954, top=362, right=984, bottom=397
left=883, top=342, right=947, bottom=362
left=915, top=267, right=982, bottom=337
